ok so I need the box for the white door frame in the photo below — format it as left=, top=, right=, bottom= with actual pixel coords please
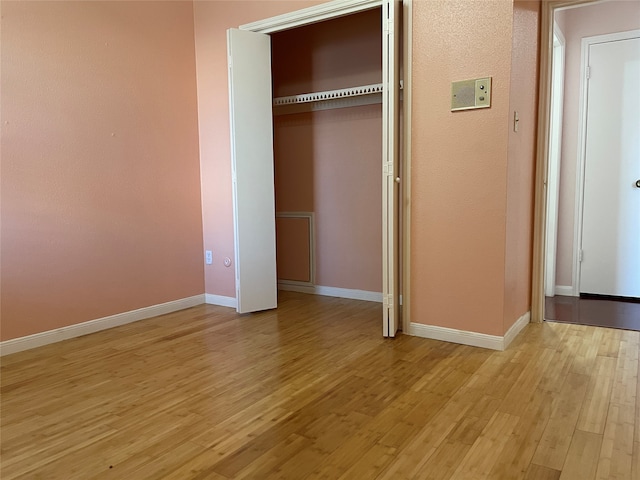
left=571, top=28, right=640, bottom=296
left=544, top=24, right=566, bottom=298
left=238, top=0, right=413, bottom=332
left=532, top=0, right=598, bottom=323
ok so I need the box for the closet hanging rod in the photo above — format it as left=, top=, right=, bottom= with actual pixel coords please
left=273, top=83, right=384, bottom=106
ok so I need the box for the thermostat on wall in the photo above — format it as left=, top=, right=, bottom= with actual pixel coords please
left=451, top=77, right=492, bottom=111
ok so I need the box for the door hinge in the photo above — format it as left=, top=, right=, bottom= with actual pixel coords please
left=383, top=162, right=394, bottom=176
left=384, top=294, right=394, bottom=309
left=579, top=249, right=584, bottom=262
left=586, top=66, right=591, bottom=79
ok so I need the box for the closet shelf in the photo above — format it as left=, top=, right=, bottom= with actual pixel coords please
left=273, top=83, right=384, bottom=107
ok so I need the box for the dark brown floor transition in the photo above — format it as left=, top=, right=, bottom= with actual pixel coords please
left=545, top=295, right=640, bottom=331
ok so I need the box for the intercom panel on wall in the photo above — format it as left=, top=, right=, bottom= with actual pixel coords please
left=451, top=77, right=492, bottom=111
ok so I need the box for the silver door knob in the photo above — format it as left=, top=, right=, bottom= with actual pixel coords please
left=636, top=179, right=640, bottom=188
left=395, top=177, right=401, bottom=184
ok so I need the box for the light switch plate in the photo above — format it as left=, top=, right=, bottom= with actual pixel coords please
left=451, top=77, right=492, bottom=111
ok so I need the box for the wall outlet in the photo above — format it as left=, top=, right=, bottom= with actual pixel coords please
left=205, top=250, right=212, bottom=265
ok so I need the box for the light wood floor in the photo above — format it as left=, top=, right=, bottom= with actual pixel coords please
left=1, top=291, right=639, bottom=479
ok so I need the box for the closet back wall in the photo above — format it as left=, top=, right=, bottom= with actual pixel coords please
left=272, top=10, right=383, bottom=293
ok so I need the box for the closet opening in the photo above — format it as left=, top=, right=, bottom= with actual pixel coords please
left=227, top=0, right=404, bottom=337
left=271, top=8, right=385, bottom=307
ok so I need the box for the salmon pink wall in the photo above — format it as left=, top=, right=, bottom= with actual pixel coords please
left=272, top=9, right=382, bottom=293
left=1, top=1, right=204, bottom=341
left=410, top=0, right=515, bottom=336
left=504, top=1, right=540, bottom=332
left=554, top=0, right=640, bottom=288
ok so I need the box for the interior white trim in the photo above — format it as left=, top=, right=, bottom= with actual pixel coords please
left=278, top=283, right=382, bottom=303
left=205, top=294, right=238, bottom=308
left=554, top=285, right=574, bottom=297
left=573, top=29, right=640, bottom=297
left=240, top=0, right=383, bottom=33
left=409, top=323, right=504, bottom=350
left=401, top=0, right=413, bottom=333
left=503, top=311, right=531, bottom=350
left=544, top=23, right=565, bottom=298
left=409, top=311, right=530, bottom=351
left=0, top=295, right=205, bottom=356
left=572, top=33, right=589, bottom=297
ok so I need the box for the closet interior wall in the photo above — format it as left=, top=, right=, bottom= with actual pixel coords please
left=271, top=8, right=383, bottom=295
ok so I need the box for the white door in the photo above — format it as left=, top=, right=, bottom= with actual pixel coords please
left=382, top=0, right=401, bottom=336
left=580, top=35, right=640, bottom=298
left=545, top=29, right=565, bottom=298
left=227, top=28, right=278, bottom=313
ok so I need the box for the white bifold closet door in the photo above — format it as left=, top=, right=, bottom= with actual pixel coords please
left=227, top=28, right=277, bottom=313
left=382, top=0, right=400, bottom=337
left=227, top=0, right=401, bottom=335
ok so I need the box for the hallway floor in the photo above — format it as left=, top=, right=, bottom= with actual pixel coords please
left=545, top=295, right=640, bottom=331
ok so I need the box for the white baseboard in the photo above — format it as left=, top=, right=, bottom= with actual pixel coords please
left=0, top=294, right=205, bottom=356
left=503, top=311, right=530, bottom=350
left=278, top=283, right=382, bottom=303
left=205, top=294, right=237, bottom=309
left=409, top=311, right=530, bottom=351
left=554, top=285, right=575, bottom=297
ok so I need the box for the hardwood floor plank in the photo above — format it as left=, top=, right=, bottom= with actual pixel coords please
left=86, top=439, right=206, bottom=480
left=1, top=292, right=639, bottom=480
left=597, top=328, right=622, bottom=358
left=525, top=464, right=562, bottom=480
left=541, top=330, right=583, bottom=387
left=490, top=387, right=555, bottom=479
left=610, top=338, right=639, bottom=408
left=636, top=352, right=640, bottom=444
left=632, top=441, right=640, bottom=480
left=449, top=411, right=520, bottom=479
left=337, top=443, right=397, bottom=479
left=304, top=428, right=386, bottom=479
left=558, top=430, right=602, bottom=480
left=411, top=439, right=473, bottom=480
left=595, top=403, right=635, bottom=480
left=374, top=395, right=471, bottom=479
left=531, top=372, right=590, bottom=470
left=232, top=433, right=312, bottom=479
left=576, top=355, right=617, bottom=434
left=499, top=347, right=557, bottom=416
